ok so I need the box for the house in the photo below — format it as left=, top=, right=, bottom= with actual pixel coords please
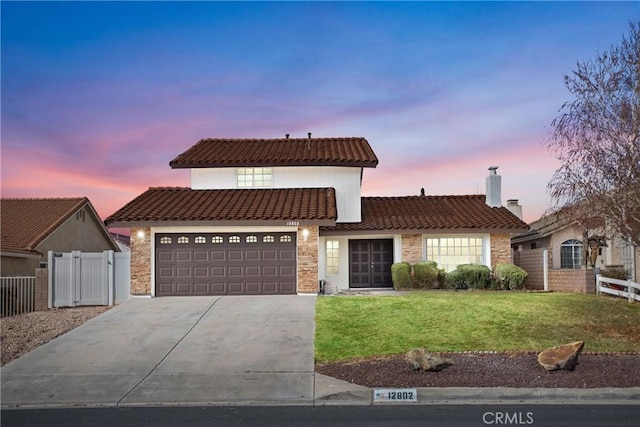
left=1, top=198, right=120, bottom=276
left=105, top=137, right=528, bottom=296
left=511, top=210, right=639, bottom=292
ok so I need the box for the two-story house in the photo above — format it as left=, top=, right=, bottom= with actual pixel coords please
left=105, top=136, right=528, bottom=296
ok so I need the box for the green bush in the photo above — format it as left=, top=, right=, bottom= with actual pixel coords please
left=600, top=266, right=629, bottom=280
left=414, top=261, right=439, bottom=289
left=445, top=264, right=492, bottom=289
left=493, top=263, right=528, bottom=290
left=391, top=262, right=412, bottom=289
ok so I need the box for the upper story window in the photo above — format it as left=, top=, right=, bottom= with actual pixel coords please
left=560, top=239, right=583, bottom=269
left=237, top=167, right=272, bottom=188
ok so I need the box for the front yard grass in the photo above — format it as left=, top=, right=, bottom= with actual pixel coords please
left=314, top=292, right=640, bottom=363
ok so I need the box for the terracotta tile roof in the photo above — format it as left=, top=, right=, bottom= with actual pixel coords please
left=105, top=187, right=338, bottom=226
left=1, top=198, right=89, bottom=255
left=321, top=195, right=530, bottom=233
left=169, top=137, right=379, bottom=168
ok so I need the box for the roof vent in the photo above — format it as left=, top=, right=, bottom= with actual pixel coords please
left=308, top=132, right=312, bottom=139
left=420, top=188, right=425, bottom=196
left=285, top=133, right=289, bottom=139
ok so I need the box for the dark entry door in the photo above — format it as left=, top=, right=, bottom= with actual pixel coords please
left=349, top=239, right=393, bottom=288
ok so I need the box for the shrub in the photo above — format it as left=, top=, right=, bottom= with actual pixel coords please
left=446, top=264, right=492, bottom=289
left=600, top=266, right=629, bottom=280
left=493, top=263, right=528, bottom=290
left=391, top=262, right=412, bottom=289
left=414, top=261, right=439, bottom=289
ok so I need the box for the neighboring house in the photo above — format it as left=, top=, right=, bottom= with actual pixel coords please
left=1, top=198, right=120, bottom=276
left=105, top=137, right=528, bottom=296
left=110, top=232, right=131, bottom=252
left=511, top=211, right=639, bottom=292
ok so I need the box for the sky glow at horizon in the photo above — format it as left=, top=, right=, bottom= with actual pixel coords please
left=2, top=1, right=638, bottom=224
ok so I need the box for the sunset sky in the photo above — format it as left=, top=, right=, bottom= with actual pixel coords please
left=2, top=1, right=638, bottom=225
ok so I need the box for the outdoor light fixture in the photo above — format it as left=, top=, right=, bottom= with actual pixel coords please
left=302, top=228, right=310, bottom=242
left=137, top=230, right=145, bottom=242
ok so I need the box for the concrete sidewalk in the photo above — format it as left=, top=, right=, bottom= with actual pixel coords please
left=1, top=296, right=316, bottom=407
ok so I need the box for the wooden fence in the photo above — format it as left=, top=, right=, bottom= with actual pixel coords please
left=0, top=277, right=35, bottom=317
left=596, top=274, right=640, bottom=303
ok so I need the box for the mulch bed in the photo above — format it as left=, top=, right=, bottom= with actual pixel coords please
left=315, top=352, right=640, bottom=388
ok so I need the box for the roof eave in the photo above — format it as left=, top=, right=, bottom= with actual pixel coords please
left=169, top=161, right=378, bottom=169
left=106, top=219, right=337, bottom=228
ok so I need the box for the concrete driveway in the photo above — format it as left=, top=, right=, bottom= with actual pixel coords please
left=1, top=295, right=316, bottom=407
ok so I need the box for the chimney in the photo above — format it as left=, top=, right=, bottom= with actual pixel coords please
left=506, top=199, right=523, bottom=220
left=485, top=166, right=502, bottom=207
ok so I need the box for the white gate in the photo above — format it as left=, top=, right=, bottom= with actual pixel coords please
left=48, top=250, right=130, bottom=308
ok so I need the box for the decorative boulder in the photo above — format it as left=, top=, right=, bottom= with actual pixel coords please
left=406, top=348, right=453, bottom=372
left=537, top=341, right=585, bottom=371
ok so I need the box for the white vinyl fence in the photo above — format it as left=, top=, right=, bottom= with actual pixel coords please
left=0, top=277, right=35, bottom=317
left=596, top=274, right=640, bottom=303
left=48, top=250, right=130, bottom=308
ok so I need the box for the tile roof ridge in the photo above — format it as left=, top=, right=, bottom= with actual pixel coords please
left=1, top=196, right=88, bottom=202
left=362, top=194, right=485, bottom=200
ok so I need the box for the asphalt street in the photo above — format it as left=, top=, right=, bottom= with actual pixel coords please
left=2, top=404, right=639, bottom=427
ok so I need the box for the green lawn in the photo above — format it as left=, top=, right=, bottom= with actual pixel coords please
left=314, top=292, right=640, bottom=363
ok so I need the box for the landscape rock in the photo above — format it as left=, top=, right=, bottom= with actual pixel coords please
left=406, top=348, right=453, bottom=372
left=537, top=341, right=585, bottom=371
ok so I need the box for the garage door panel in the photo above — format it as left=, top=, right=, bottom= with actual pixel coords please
left=155, top=232, right=296, bottom=296
left=193, top=251, right=208, bottom=261
left=194, top=267, right=208, bottom=277
left=157, top=251, right=174, bottom=262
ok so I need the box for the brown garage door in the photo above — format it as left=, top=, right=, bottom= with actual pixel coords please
left=155, top=232, right=296, bottom=296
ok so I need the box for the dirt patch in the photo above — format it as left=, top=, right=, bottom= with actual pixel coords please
left=1, top=306, right=111, bottom=366
left=316, top=352, right=640, bottom=388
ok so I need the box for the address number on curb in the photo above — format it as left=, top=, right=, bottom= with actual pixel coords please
left=373, top=388, right=417, bottom=402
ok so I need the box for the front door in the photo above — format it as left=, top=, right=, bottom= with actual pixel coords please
left=349, top=239, right=393, bottom=288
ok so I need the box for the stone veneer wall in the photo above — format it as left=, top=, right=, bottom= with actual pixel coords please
left=490, top=233, right=512, bottom=268
left=130, top=226, right=152, bottom=295
left=401, top=234, right=423, bottom=264
left=297, top=225, right=319, bottom=293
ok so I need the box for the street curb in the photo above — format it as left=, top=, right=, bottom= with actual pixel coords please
left=313, top=374, right=640, bottom=406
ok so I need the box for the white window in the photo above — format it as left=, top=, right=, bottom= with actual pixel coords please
left=160, top=237, right=172, bottom=244
left=195, top=236, right=206, bottom=244
left=237, top=167, right=272, bottom=188
left=177, top=236, right=189, bottom=244
left=246, top=235, right=258, bottom=243
left=326, top=240, right=340, bottom=275
left=229, top=236, right=241, bottom=243
left=561, top=239, right=583, bottom=269
left=426, top=237, right=484, bottom=272
left=280, top=235, right=292, bottom=243
left=212, top=236, right=223, bottom=244
left=263, top=235, right=275, bottom=243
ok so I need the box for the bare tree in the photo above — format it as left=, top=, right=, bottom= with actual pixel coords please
left=546, top=20, right=640, bottom=247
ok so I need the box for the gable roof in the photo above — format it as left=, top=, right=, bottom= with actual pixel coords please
left=321, top=195, right=529, bottom=233
left=511, top=207, right=605, bottom=244
left=105, top=187, right=338, bottom=227
left=169, top=137, right=379, bottom=169
left=0, top=198, right=117, bottom=255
